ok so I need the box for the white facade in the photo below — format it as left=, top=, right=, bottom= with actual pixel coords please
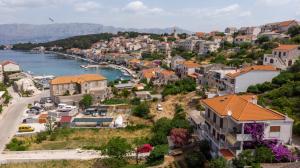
left=200, top=95, right=294, bottom=157
left=223, top=70, right=279, bottom=93
left=264, top=46, right=300, bottom=70
left=2, top=62, right=20, bottom=72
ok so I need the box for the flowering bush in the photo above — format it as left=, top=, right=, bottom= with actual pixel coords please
left=170, top=128, right=189, bottom=147
left=137, top=144, right=153, bottom=153
left=244, top=123, right=264, bottom=143
left=243, top=123, right=296, bottom=162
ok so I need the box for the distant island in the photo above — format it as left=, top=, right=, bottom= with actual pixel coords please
left=0, top=23, right=192, bottom=45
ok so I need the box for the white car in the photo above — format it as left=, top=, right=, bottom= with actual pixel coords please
left=157, top=104, right=163, bottom=111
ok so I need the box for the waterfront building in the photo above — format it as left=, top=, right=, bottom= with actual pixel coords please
left=263, top=44, right=300, bottom=70
left=1, top=60, right=20, bottom=73
left=50, top=74, right=110, bottom=106
left=199, top=94, right=293, bottom=159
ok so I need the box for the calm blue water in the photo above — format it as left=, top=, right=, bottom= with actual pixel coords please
left=0, top=50, right=129, bottom=81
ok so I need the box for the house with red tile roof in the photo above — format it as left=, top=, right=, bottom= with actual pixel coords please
left=176, top=61, right=201, bottom=78
left=153, top=69, right=178, bottom=85
left=222, top=65, right=280, bottom=93
left=1, top=60, right=20, bottom=73
left=199, top=94, right=293, bottom=159
left=50, top=74, right=110, bottom=106
left=261, top=20, right=299, bottom=33
left=263, top=44, right=300, bottom=70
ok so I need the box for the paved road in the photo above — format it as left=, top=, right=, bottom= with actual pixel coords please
left=0, top=149, right=150, bottom=164
left=0, top=150, right=102, bottom=164
left=0, top=88, right=49, bottom=152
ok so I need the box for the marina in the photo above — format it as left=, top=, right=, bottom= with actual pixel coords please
left=0, top=50, right=131, bottom=81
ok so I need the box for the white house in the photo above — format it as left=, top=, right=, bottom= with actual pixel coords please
left=1, top=60, right=20, bottom=73
left=222, top=65, right=280, bottom=93
left=224, top=27, right=237, bottom=35
left=195, top=41, right=220, bottom=55
left=176, top=61, right=200, bottom=78
left=200, top=94, right=293, bottom=159
left=263, top=45, right=300, bottom=70
left=0, top=65, right=3, bottom=82
left=170, top=56, right=185, bottom=70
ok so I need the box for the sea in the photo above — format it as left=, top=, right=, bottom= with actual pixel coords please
left=0, top=50, right=130, bottom=81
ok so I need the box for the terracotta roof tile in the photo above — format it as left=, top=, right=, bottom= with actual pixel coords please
left=274, top=45, right=299, bottom=51
left=51, top=74, right=106, bottom=85
left=142, top=68, right=160, bottom=79
left=160, top=70, right=175, bottom=76
left=183, top=61, right=200, bottom=68
left=278, top=20, right=297, bottom=27
left=220, top=149, right=235, bottom=160
left=201, top=94, right=286, bottom=121
left=226, top=65, right=278, bottom=78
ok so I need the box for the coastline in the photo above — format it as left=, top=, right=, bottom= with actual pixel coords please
left=45, top=51, right=137, bottom=78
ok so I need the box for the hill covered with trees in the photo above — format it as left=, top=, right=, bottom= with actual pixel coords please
left=12, top=33, right=115, bottom=51
left=247, top=60, right=300, bottom=134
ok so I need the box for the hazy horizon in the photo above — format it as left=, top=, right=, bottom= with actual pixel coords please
left=0, top=0, right=300, bottom=32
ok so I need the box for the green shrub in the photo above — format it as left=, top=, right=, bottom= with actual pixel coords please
left=232, top=150, right=255, bottom=168
left=6, top=138, right=28, bottom=151
left=35, top=132, right=47, bottom=143
left=185, top=151, right=206, bottom=168
left=132, top=103, right=150, bottom=119
left=209, top=157, right=228, bottom=168
left=146, top=145, right=168, bottom=166
left=255, top=146, right=275, bottom=163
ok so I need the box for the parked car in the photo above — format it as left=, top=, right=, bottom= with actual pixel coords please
left=157, top=104, right=163, bottom=111
left=18, top=124, right=35, bottom=132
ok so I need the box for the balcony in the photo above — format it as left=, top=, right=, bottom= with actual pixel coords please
left=226, top=133, right=253, bottom=145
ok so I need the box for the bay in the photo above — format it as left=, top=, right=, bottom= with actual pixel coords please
left=0, top=50, right=129, bottom=81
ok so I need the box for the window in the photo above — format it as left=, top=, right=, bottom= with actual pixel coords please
left=213, top=113, right=216, bottom=123
left=283, top=52, right=286, bottom=56
left=288, top=60, right=293, bottom=66
left=220, top=118, right=223, bottom=128
left=279, top=52, right=282, bottom=57
left=270, top=59, right=274, bottom=63
left=207, top=109, right=211, bottom=118
left=270, top=126, right=280, bottom=132
left=213, top=129, right=216, bottom=137
left=274, top=51, right=277, bottom=55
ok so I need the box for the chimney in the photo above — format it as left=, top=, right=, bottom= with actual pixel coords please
left=251, top=96, right=257, bottom=104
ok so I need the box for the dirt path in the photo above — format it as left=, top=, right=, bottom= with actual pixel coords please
left=150, top=92, right=198, bottom=121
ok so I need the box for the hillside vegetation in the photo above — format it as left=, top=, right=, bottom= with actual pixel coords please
left=12, top=33, right=114, bottom=50
left=247, top=60, right=300, bottom=134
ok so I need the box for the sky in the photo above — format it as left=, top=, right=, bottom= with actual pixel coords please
left=0, top=0, right=300, bottom=32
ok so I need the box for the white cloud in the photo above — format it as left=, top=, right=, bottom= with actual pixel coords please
left=213, top=4, right=240, bottom=16
left=256, top=0, right=293, bottom=6
left=123, top=1, right=163, bottom=14
left=239, top=11, right=252, bottom=17
left=74, top=1, right=101, bottom=12
left=0, top=0, right=64, bottom=8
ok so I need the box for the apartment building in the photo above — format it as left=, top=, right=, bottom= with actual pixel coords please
left=50, top=74, right=109, bottom=105
left=263, top=45, right=300, bottom=70
left=200, top=94, right=293, bottom=158
left=222, top=65, right=280, bottom=93
left=176, top=61, right=201, bottom=78
left=261, top=20, right=299, bottom=33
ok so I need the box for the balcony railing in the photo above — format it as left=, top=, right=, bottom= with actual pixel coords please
left=226, top=133, right=253, bottom=145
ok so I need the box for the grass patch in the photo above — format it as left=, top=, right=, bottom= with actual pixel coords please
left=0, top=159, right=95, bottom=168
left=102, top=98, right=129, bottom=105
left=8, top=127, right=152, bottom=151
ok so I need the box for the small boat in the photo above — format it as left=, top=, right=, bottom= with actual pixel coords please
left=80, top=65, right=88, bottom=69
